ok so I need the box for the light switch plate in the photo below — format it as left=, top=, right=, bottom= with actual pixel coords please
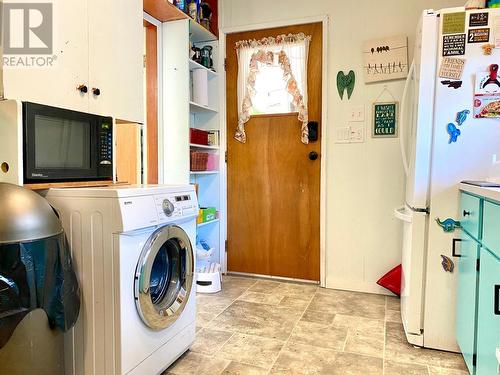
left=348, top=122, right=365, bottom=143
left=335, top=127, right=350, bottom=143
left=349, top=105, right=365, bottom=122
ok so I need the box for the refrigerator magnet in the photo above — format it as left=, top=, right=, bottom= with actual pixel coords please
left=469, top=12, right=489, bottom=27
left=467, top=28, right=490, bottom=43
left=435, top=218, right=461, bottom=232
left=442, top=34, right=466, bottom=56
left=441, top=80, right=463, bottom=89
left=440, top=255, right=455, bottom=273
left=447, top=123, right=461, bottom=143
left=442, top=12, right=466, bottom=35
left=456, top=109, right=470, bottom=125
left=473, top=65, right=500, bottom=117
left=439, top=57, right=466, bottom=80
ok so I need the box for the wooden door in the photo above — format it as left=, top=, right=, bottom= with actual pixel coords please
left=226, top=23, right=322, bottom=281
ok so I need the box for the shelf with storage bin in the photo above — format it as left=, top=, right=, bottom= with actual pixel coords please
left=189, top=101, right=218, bottom=114
left=197, top=218, right=220, bottom=228
left=189, top=18, right=217, bottom=43
left=189, top=59, right=218, bottom=77
left=189, top=143, right=219, bottom=150
left=162, top=14, right=223, bottom=273
left=190, top=170, right=219, bottom=175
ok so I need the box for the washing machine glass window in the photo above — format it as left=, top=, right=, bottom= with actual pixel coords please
left=135, top=225, right=194, bottom=330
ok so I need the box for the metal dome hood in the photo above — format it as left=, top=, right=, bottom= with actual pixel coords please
left=0, top=183, right=63, bottom=244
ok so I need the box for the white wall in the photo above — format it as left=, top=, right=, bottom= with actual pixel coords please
left=220, top=0, right=464, bottom=293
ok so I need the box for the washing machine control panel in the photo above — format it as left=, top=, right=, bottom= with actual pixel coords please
left=154, top=192, right=198, bottom=222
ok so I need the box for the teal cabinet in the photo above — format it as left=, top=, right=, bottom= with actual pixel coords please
left=461, top=193, right=482, bottom=239
left=457, top=192, right=500, bottom=375
left=483, top=201, right=500, bottom=253
left=456, top=231, right=480, bottom=375
left=476, top=248, right=500, bottom=375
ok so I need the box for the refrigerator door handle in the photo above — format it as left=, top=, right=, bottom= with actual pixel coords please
left=399, top=60, right=415, bottom=177
left=394, top=206, right=412, bottom=223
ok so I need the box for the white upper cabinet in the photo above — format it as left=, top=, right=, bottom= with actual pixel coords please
left=3, top=0, right=144, bottom=123
left=88, top=0, right=144, bottom=123
left=3, top=0, right=89, bottom=112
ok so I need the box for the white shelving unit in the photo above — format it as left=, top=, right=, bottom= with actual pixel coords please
left=189, top=143, right=220, bottom=150
left=162, top=18, right=224, bottom=271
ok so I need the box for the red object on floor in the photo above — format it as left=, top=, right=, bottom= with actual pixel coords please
left=376, top=264, right=402, bottom=296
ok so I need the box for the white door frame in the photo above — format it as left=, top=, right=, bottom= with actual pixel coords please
left=218, top=15, right=329, bottom=287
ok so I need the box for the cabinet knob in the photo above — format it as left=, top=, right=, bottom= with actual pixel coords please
left=92, top=88, right=101, bottom=96
left=463, top=210, right=471, bottom=217
left=77, top=84, right=88, bottom=93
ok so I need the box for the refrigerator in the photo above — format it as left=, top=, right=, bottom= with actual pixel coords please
left=395, top=6, right=500, bottom=352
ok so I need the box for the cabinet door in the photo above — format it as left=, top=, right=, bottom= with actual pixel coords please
left=456, top=231, right=480, bottom=374
left=476, top=249, right=500, bottom=375
left=87, top=0, right=144, bottom=123
left=3, top=0, right=89, bottom=111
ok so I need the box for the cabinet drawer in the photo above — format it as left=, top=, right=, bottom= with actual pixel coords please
left=461, top=193, right=481, bottom=239
left=483, top=201, right=500, bottom=256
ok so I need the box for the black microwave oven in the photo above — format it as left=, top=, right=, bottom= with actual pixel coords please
left=23, top=102, right=113, bottom=183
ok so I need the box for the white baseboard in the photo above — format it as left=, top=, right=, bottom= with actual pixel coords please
left=325, top=278, right=396, bottom=296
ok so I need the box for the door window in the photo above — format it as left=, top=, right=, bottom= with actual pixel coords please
left=235, top=33, right=311, bottom=144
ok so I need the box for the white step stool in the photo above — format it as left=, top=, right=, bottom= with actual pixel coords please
left=196, top=262, right=222, bottom=293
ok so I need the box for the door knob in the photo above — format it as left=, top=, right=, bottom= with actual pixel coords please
left=77, top=84, right=88, bottom=93
left=309, top=151, right=319, bottom=161
left=92, top=88, right=101, bottom=96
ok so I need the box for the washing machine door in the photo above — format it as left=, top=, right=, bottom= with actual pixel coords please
left=134, top=225, right=194, bottom=330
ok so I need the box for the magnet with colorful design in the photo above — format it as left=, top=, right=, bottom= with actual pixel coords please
left=436, top=218, right=461, bottom=232
left=440, top=255, right=455, bottom=273
left=447, top=123, right=461, bottom=143
left=456, top=109, right=470, bottom=126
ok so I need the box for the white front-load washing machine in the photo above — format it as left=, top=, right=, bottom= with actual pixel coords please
left=46, top=185, right=198, bottom=375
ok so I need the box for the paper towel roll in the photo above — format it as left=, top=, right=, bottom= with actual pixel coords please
left=193, top=69, right=209, bottom=107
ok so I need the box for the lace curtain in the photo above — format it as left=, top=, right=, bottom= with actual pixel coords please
left=235, top=33, right=311, bottom=144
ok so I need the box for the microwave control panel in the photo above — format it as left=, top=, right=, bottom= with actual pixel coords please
left=98, top=121, right=113, bottom=165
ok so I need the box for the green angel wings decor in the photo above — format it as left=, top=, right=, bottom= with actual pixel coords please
left=337, top=70, right=355, bottom=100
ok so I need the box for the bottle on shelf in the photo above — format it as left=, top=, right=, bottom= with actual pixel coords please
left=187, top=0, right=199, bottom=22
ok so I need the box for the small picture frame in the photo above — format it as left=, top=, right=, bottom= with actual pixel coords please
left=372, top=102, right=399, bottom=138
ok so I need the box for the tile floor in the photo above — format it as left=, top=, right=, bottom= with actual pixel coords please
left=165, top=276, right=468, bottom=375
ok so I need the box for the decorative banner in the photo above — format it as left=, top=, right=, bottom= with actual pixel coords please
left=336, top=70, right=355, bottom=100
left=443, top=34, right=466, bottom=56
left=470, top=12, right=489, bottom=27
left=468, top=28, right=490, bottom=43
left=474, top=64, right=500, bottom=118
left=443, top=12, right=466, bottom=35
left=439, top=57, right=466, bottom=79
left=372, top=102, right=398, bottom=138
left=362, top=35, right=408, bottom=83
